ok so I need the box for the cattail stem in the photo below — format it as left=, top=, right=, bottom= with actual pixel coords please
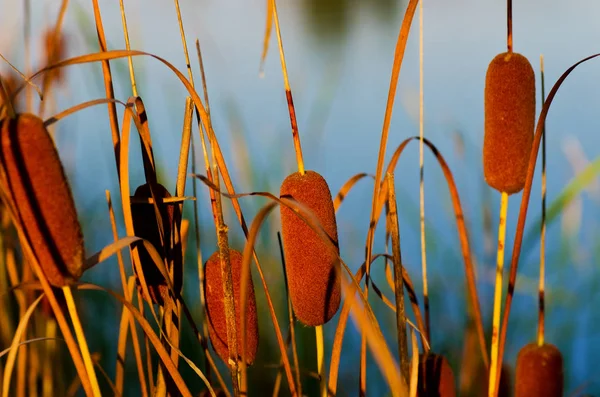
left=316, top=326, right=327, bottom=397
left=538, top=54, right=547, bottom=347
left=271, top=0, right=305, bottom=175
left=62, top=286, right=101, bottom=397
left=418, top=0, right=430, bottom=342
left=507, top=0, right=513, bottom=53
left=488, top=192, right=509, bottom=397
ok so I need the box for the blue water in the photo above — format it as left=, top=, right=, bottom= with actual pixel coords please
left=2, top=0, right=600, bottom=394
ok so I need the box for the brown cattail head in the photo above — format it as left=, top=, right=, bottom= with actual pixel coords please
left=515, top=342, right=563, bottom=397
left=483, top=51, right=535, bottom=194
left=204, top=248, right=259, bottom=367
left=0, top=114, right=84, bottom=287
left=279, top=170, right=341, bottom=326
left=131, top=183, right=182, bottom=306
left=417, top=353, right=456, bottom=397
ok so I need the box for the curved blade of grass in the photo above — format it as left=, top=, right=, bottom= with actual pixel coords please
left=2, top=294, right=44, bottom=397
left=333, top=173, right=374, bottom=212
left=0, top=337, right=63, bottom=359
left=378, top=136, right=488, bottom=367
left=495, top=53, right=600, bottom=395
left=43, top=98, right=128, bottom=127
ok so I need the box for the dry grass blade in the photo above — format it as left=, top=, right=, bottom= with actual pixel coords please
left=2, top=294, right=43, bottom=397
left=379, top=136, right=488, bottom=367
left=90, top=0, right=121, bottom=177
left=495, top=52, right=600, bottom=394
left=44, top=98, right=128, bottom=127
left=0, top=337, right=64, bottom=359
left=333, top=173, right=374, bottom=212
left=260, top=0, right=274, bottom=75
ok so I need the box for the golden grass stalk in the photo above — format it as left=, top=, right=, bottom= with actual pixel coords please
left=488, top=192, right=508, bottom=397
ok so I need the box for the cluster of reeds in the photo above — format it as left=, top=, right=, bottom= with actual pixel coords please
left=0, top=0, right=597, bottom=396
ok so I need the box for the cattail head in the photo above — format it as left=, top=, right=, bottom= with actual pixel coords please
left=417, top=353, right=456, bottom=397
left=484, top=51, right=535, bottom=194
left=130, top=182, right=182, bottom=305
left=204, top=248, right=259, bottom=367
left=279, top=170, right=341, bottom=326
left=515, top=343, right=563, bottom=397
left=0, top=114, right=84, bottom=287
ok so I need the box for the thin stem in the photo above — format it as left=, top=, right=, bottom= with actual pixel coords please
left=537, top=54, right=547, bottom=347
left=271, top=0, right=305, bottom=175
left=119, top=0, right=138, bottom=97
left=173, top=0, right=195, bottom=85
left=488, top=192, right=508, bottom=397
left=387, top=173, right=410, bottom=382
left=62, top=287, right=101, bottom=397
left=316, top=326, right=326, bottom=397
left=418, top=0, right=430, bottom=342
left=507, top=0, right=513, bottom=53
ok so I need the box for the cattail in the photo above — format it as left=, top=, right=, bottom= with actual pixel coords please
left=279, top=170, right=341, bottom=326
left=417, top=353, right=456, bottom=397
left=0, top=114, right=84, bottom=287
left=131, top=182, right=182, bottom=305
left=515, top=343, right=563, bottom=397
left=204, top=248, right=259, bottom=366
left=483, top=51, right=535, bottom=194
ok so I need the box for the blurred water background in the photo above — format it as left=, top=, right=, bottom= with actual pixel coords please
left=2, top=0, right=600, bottom=395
